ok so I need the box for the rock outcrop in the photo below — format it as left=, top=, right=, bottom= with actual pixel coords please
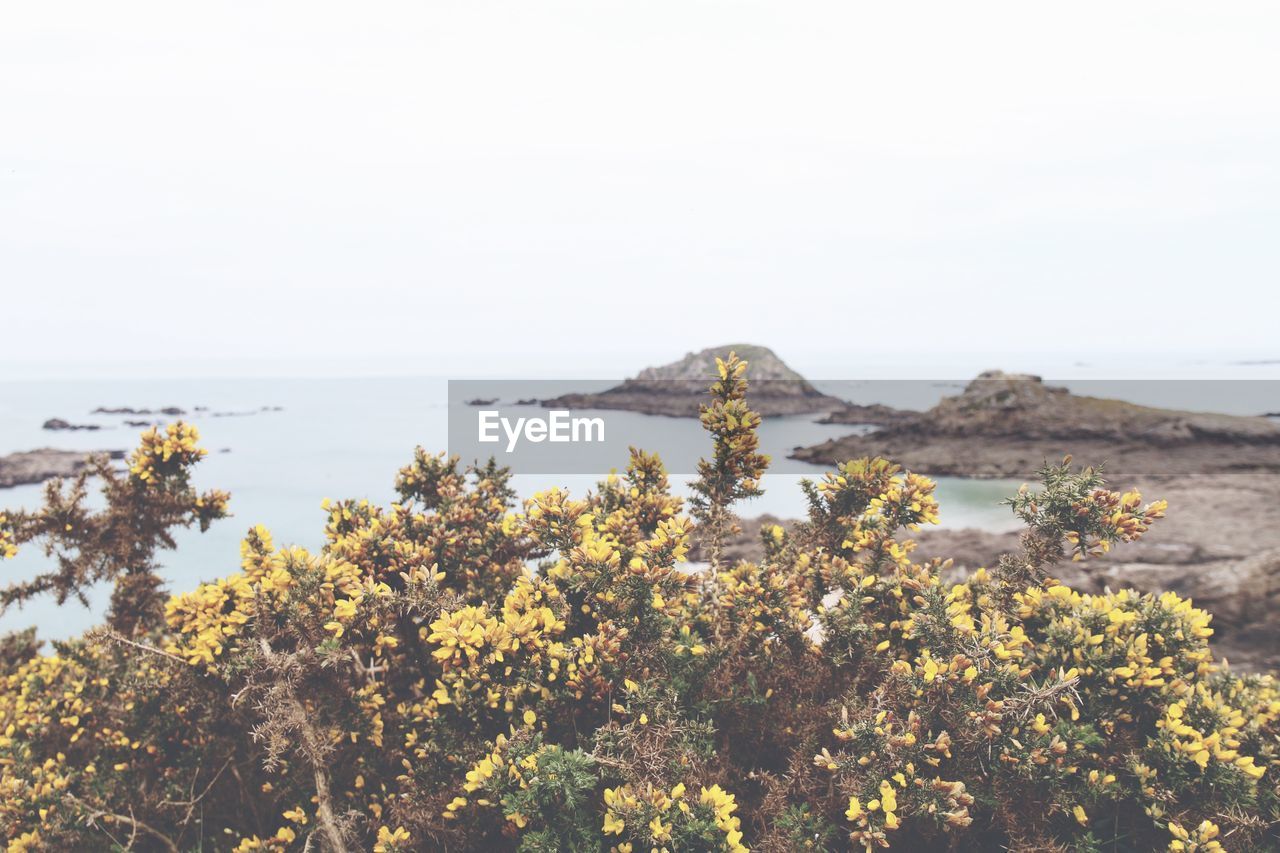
left=92, top=406, right=186, bottom=416
left=793, top=371, right=1280, bottom=478
left=42, top=418, right=103, bottom=431
left=541, top=344, right=847, bottom=417
left=0, top=449, right=127, bottom=489
left=818, top=403, right=917, bottom=427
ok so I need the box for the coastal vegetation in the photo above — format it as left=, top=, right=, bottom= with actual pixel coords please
left=1, top=357, right=1277, bottom=851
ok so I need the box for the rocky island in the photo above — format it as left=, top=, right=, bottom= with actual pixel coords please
left=793, top=370, right=1280, bottom=478
left=42, top=418, right=104, bottom=431
left=0, top=448, right=127, bottom=489
left=92, top=405, right=186, bottom=416
left=541, top=343, right=847, bottom=417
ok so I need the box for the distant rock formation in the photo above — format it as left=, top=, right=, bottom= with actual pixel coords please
left=91, top=405, right=281, bottom=420
left=93, top=406, right=186, bottom=416
left=906, top=370, right=1279, bottom=442
left=208, top=406, right=284, bottom=418
left=541, top=344, right=847, bottom=417
left=42, top=418, right=103, bottom=431
left=793, top=370, right=1280, bottom=478
left=818, top=403, right=917, bottom=427
left=0, top=449, right=127, bottom=489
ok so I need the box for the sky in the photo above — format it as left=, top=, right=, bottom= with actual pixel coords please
left=2, top=2, right=1278, bottom=380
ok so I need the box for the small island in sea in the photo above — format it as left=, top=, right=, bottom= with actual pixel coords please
left=540, top=343, right=848, bottom=417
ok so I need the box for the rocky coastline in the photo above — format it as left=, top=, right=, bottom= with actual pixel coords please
left=792, top=371, right=1280, bottom=479
left=0, top=448, right=126, bottom=489
left=817, top=403, right=917, bottom=427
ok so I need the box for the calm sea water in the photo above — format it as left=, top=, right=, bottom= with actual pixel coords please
left=3, top=370, right=1276, bottom=638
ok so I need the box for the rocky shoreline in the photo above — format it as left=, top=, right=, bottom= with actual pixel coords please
left=817, top=403, right=918, bottom=427
left=792, top=371, right=1280, bottom=480
left=0, top=448, right=126, bottom=489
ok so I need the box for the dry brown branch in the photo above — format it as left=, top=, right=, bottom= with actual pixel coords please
left=67, top=794, right=180, bottom=853
left=256, top=638, right=350, bottom=853
left=89, top=628, right=189, bottom=665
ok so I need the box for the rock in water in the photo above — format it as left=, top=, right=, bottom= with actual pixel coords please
left=541, top=344, right=847, bottom=417
left=42, top=418, right=103, bottom=431
left=0, top=449, right=127, bottom=489
left=92, top=406, right=186, bottom=416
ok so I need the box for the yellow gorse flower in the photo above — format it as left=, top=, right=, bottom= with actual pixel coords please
left=2, top=366, right=1276, bottom=853
left=128, top=422, right=207, bottom=483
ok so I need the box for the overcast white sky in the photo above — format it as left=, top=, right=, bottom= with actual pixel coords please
left=2, top=2, right=1278, bottom=379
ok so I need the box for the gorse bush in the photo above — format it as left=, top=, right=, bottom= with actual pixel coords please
left=1, top=357, right=1277, bottom=852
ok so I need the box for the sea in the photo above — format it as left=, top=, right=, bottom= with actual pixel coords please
left=2, top=365, right=1278, bottom=639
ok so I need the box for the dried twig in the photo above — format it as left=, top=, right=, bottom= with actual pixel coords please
left=67, top=794, right=180, bottom=853
left=91, top=628, right=188, bottom=665
left=257, top=639, right=350, bottom=853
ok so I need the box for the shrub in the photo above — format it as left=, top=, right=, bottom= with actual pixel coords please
left=1, top=357, right=1276, bottom=852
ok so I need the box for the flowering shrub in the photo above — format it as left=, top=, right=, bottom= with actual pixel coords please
left=1, top=357, right=1277, bottom=852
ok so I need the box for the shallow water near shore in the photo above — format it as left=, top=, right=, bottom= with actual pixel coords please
left=1, top=370, right=1271, bottom=639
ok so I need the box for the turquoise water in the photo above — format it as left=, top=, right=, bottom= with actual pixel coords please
left=6, top=372, right=1215, bottom=638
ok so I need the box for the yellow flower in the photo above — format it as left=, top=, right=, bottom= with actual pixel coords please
left=333, top=597, right=358, bottom=620
left=648, top=815, right=671, bottom=842
left=879, top=780, right=897, bottom=814
left=373, top=826, right=411, bottom=851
